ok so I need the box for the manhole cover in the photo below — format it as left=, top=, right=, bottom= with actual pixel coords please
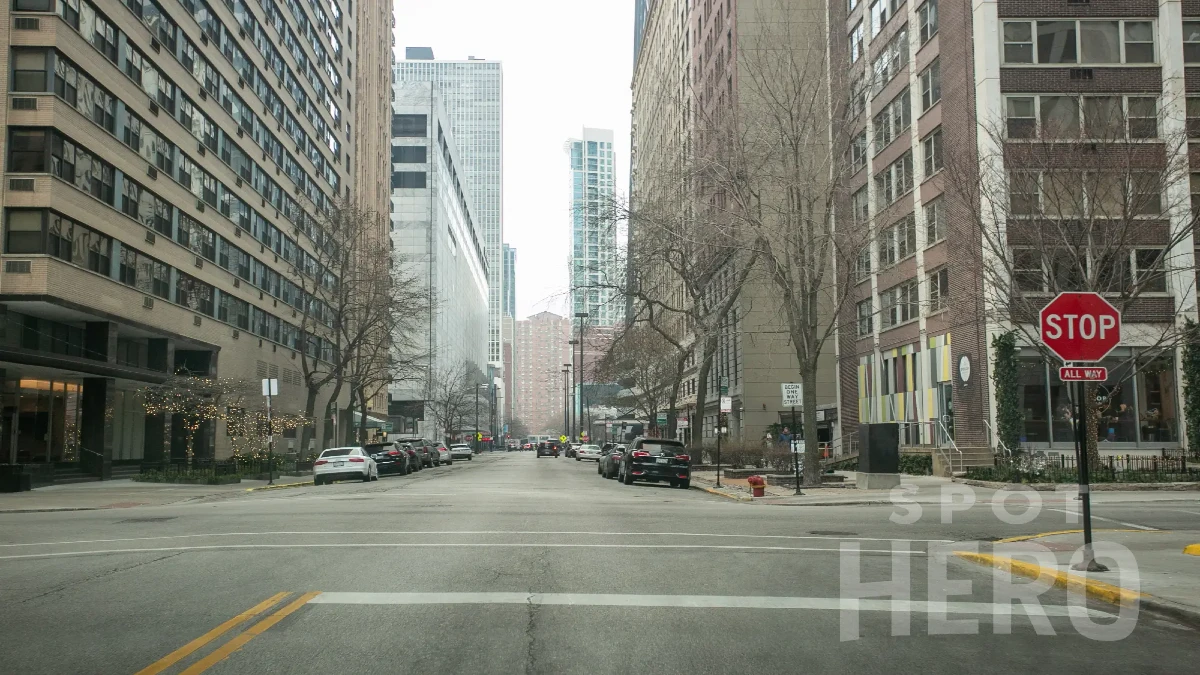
left=809, top=530, right=857, bottom=536
left=116, top=516, right=177, bottom=524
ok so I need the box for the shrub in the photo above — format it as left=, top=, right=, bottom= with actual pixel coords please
left=132, top=471, right=241, bottom=485
left=898, top=453, right=933, bottom=476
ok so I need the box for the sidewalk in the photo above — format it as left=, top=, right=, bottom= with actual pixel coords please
left=0, top=477, right=310, bottom=513
left=950, top=529, right=1200, bottom=627
left=691, top=470, right=966, bottom=505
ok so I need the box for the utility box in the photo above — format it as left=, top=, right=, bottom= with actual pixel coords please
left=857, top=423, right=900, bottom=489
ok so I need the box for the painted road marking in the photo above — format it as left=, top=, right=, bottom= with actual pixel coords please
left=307, top=592, right=1113, bottom=618
left=0, top=530, right=953, bottom=549
left=1046, top=508, right=1158, bottom=531
left=133, top=592, right=290, bottom=675
left=0, top=542, right=929, bottom=561
left=178, top=592, right=320, bottom=675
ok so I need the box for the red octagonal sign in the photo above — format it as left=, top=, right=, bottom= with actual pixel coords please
left=1039, top=292, right=1121, bottom=363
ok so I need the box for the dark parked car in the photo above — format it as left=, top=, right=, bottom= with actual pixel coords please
left=399, top=443, right=422, bottom=472
left=617, top=437, right=690, bottom=488
left=536, top=441, right=560, bottom=458
left=599, top=445, right=625, bottom=479
left=363, top=441, right=412, bottom=476
left=394, top=436, right=436, bottom=467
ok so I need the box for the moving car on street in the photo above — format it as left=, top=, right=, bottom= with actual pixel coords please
left=363, top=441, right=412, bottom=476
left=536, top=441, right=560, bottom=458
left=313, top=447, right=378, bottom=485
left=599, top=445, right=625, bottom=479
left=394, top=436, right=436, bottom=467
left=449, top=444, right=474, bottom=461
left=618, top=437, right=690, bottom=488
left=576, top=444, right=601, bottom=461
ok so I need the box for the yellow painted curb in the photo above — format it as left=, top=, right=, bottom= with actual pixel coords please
left=693, top=484, right=752, bottom=502
left=955, top=551, right=1142, bottom=607
left=996, top=528, right=1165, bottom=544
left=1184, top=544, right=1200, bottom=556
left=245, top=481, right=313, bottom=492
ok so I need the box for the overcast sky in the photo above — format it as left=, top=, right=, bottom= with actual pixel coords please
left=393, top=1, right=634, bottom=321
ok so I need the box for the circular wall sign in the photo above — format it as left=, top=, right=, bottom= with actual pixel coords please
left=958, top=355, right=972, bottom=384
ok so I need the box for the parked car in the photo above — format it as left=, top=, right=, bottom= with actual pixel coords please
left=363, top=441, right=412, bottom=476
left=564, top=444, right=577, bottom=458
left=434, top=444, right=452, bottom=465
left=522, top=442, right=533, bottom=451
left=394, top=437, right=436, bottom=467
left=617, top=437, right=690, bottom=488
left=599, top=445, right=625, bottom=479
left=313, top=446, right=378, bottom=485
left=577, top=444, right=602, bottom=462
left=449, top=444, right=474, bottom=461
left=537, top=441, right=560, bottom=458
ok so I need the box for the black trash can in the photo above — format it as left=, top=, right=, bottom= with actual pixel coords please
left=0, top=464, right=33, bottom=492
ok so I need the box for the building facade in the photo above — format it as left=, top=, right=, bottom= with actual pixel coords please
left=566, top=128, right=622, bottom=326
left=513, top=311, right=570, bottom=434
left=394, top=50, right=504, bottom=370
left=831, top=0, right=1197, bottom=457
left=0, top=0, right=365, bottom=476
left=388, top=82, right=489, bottom=440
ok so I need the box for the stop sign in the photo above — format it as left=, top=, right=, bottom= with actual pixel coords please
left=1039, top=292, right=1121, bottom=363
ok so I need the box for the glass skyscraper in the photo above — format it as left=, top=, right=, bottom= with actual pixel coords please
left=395, top=50, right=504, bottom=367
left=567, top=129, right=620, bottom=326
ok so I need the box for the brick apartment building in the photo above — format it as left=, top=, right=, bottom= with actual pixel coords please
left=514, top=311, right=570, bottom=435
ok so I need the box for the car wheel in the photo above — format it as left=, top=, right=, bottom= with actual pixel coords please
left=576, top=456, right=581, bottom=462
left=313, top=477, right=322, bottom=486
left=468, top=456, right=472, bottom=461
left=447, top=460, right=453, bottom=466
left=622, top=465, right=633, bottom=485
left=361, top=471, right=371, bottom=482
left=678, top=480, right=690, bottom=489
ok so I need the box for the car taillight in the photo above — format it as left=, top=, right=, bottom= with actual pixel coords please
left=349, top=457, right=365, bottom=463
left=388, top=450, right=400, bottom=456
left=676, top=454, right=690, bottom=462
left=631, top=451, right=650, bottom=458
left=314, top=459, right=327, bottom=465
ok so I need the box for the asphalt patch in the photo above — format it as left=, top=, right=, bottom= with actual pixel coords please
left=808, top=530, right=857, bottom=536
left=115, top=516, right=178, bottom=524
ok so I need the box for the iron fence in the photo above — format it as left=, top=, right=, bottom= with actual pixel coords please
left=966, top=452, right=1198, bottom=483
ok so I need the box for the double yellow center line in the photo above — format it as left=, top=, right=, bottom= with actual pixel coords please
left=135, top=591, right=321, bottom=675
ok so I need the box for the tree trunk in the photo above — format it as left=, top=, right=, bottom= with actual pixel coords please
left=1084, top=381, right=1102, bottom=467
left=691, top=335, right=719, bottom=462
left=301, top=386, right=319, bottom=459
left=801, top=360, right=821, bottom=486
left=356, top=385, right=369, bottom=445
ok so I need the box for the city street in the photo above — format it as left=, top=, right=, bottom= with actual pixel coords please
left=1, top=454, right=1197, bottom=674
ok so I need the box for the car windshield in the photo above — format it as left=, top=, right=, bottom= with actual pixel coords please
left=319, top=448, right=354, bottom=457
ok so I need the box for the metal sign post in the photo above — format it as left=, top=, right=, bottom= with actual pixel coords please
left=261, top=378, right=279, bottom=486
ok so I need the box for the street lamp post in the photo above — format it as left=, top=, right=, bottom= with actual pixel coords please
left=574, top=311, right=589, bottom=443
left=567, top=339, right=578, bottom=441
left=475, top=384, right=488, bottom=453
left=562, top=364, right=571, bottom=440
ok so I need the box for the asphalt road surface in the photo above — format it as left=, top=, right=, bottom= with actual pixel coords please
left=1, top=453, right=1196, bottom=674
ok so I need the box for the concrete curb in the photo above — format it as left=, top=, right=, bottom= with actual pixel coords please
left=954, top=478, right=1200, bottom=491
left=994, top=529, right=1168, bottom=544
left=690, top=484, right=753, bottom=502
left=954, top=551, right=1142, bottom=607
left=245, top=480, right=313, bottom=492
left=0, top=506, right=105, bottom=514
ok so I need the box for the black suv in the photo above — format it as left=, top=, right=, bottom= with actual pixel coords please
left=618, top=437, right=690, bottom=488
left=363, top=441, right=411, bottom=475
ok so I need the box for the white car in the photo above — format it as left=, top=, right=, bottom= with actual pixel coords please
left=313, top=446, right=377, bottom=485
left=450, top=444, right=474, bottom=461
left=435, top=445, right=453, bottom=465
left=576, top=444, right=602, bottom=461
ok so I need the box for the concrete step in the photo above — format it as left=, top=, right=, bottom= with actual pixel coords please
left=53, top=469, right=99, bottom=485
left=109, top=465, right=142, bottom=479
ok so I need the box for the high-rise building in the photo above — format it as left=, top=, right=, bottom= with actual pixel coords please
left=502, top=244, right=516, bottom=319
left=566, top=128, right=621, bottom=326
left=831, top=0, right=1195, bottom=459
left=388, top=82, right=489, bottom=438
left=0, top=0, right=368, bottom=476
left=395, top=50, right=504, bottom=370
left=514, top=311, right=570, bottom=434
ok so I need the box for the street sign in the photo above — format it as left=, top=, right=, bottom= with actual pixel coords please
left=719, top=376, right=729, bottom=395
left=781, top=383, right=802, bottom=407
left=1039, top=292, right=1121, bottom=363
left=720, top=395, right=732, bottom=413
left=559, top=435, right=568, bottom=443
left=261, top=378, right=279, bottom=396
left=656, top=412, right=667, bottom=425
left=1060, top=366, right=1108, bottom=381
left=476, top=432, right=483, bottom=441
left=677, top=418, right=689, bottom=429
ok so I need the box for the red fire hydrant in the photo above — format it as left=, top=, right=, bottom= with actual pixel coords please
left=747, top=475, right=766, bottom=498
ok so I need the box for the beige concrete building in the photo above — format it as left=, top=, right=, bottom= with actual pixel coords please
left=0, top=0, right=383, bottom=480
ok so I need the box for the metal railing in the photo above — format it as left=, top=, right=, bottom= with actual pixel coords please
left=983, top=419, right=1014, bottom=457
left=938, top=418, right=964, bottom=474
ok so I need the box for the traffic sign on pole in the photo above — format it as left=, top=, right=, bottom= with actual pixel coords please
left=1059, top=366, right=1108, bottom=381
left=1038, top=292, right=1121, bottom=363
left=781, top=383, right=802, bottom=407
left=720, top=396, right=732, bottom=413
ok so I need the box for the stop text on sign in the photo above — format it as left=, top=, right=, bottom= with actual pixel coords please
left=1059, top=367, right=1108, bottom=381
left=1041, top=314, right=1116, bottom=341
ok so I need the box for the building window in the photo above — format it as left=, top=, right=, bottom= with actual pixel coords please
left=176, top=273, right=215, bottom=316
left=1134, top=249, right=1167, bottom=293
left=8, top=129, right=47, bottom=172
left=871, top=27, right=908, bottom=95
left=873, top=89, right=911, bottom=152
left=1002, top=20, right=1155, bottom=65
left=880, top=213, right=916, bottom=267
left=918, top=0, right=938, bottom=45
left=924, top=197, right=944, bottom=244
left=391, top=171, right=426, bottom=188
left=392, top=114, right=427, bottom=137
left=874, top=151, right=913, bottom=207
left=11, top=50, right=48, bottom=92
left=119, top=247, right=169, bottom=299
left=880, top=279, right=918, bottom=328
left=928, top=268, right=949, bottom=312
left=393, top=145, right=427, bottom=163
left=922, top=127, right=943, bottom=177
left=1005, top=94, right=1159, bottom=141
left=850, top=22, right=864, bottom=64
left=919, top=59, right=940, bottom=111
left=857, top=299, right=873, bottom=336
left=868, top=0, right=904, bottom=38
left=850, top=130, right=867, bottom=174
left=855, top=245, right=872, bottom=282
left=48, top=212, right=109, bottom=273
left=1187, top=22, right=1200, bottom=63
left=1006, top=97, right=1036, bottom=138
left=4, top=210, right=44, bottom=254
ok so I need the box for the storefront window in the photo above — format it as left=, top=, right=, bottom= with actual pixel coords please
left=1018, top=357, right=1049, bottom=443
left=1094, top=356, right=1136, bottom=444
left=1137, top=357, right=1178, bottom=442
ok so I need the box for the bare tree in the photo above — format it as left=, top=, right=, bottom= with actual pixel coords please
left=140, top=375, right=251, bottom=465
left=944, top=88, right=1196, bottom=462
left=597, top=322, right=683, bottom=434
left=425, top=360, right=485, bottom=443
